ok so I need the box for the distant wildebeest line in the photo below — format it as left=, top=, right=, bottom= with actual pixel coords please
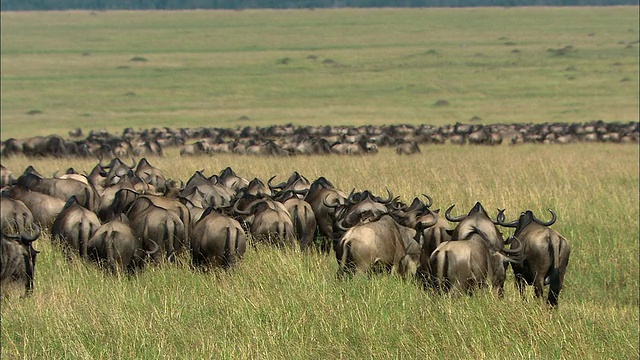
left=1, top=120, right=637, bottom=158
left=0, top=158, right=570, bottom=306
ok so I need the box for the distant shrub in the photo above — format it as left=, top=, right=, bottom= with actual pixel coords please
left=434, top=99, right=449, bottom=107
left=26, top=109, right=42, bottom=115
left=277, top=57, right=292, bottom=65
left=129, top=56, right=148, bottom=62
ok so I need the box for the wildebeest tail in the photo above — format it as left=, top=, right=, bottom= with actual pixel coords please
left=292, top=205, right=306, bottom=249
left=337, top=239, right=352, bottom=277
left=431, top=249, right=450, bottom=294
left=106, top=230, right=118, bottom=274
left=545, top=233, right=562, bottom=307
left=165, top=219, right=177, bottom=262
left=222, top=226, right=233, bottom=268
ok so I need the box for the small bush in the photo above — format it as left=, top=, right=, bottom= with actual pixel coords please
left=277, top=57, right=292, bottom=65
left=129, top=56, right=148, bottom=62
left=26, top=109, right=42, bottom=115
left=434, top=99, right=449, bottom=107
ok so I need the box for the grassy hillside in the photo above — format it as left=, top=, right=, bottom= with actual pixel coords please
left=1, top=144, right=638, bottom=359
left=1, top=7, right=639, bottom=139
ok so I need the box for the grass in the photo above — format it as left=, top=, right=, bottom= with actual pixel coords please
left=1, top=7, right=639, bottom=139
left=1, top=144, right=638, bottom=359
left=0, top=7, right=638, bottom=359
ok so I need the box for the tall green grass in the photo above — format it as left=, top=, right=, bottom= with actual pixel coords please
left=1, top=144, right=638, bottom=358
left=1, top=7, right=639, bottom=139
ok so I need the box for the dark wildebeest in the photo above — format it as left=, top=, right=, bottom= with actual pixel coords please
left=1, top=225, right=41, bottom=297
left=87, top=214, right=158, bottom=274
left=304, top=177, right=348, bottom=253
left=190, top=207, right=247, bottom=270
left=219, top=167, right=249, bottom=191
left=335, top=214, right=427, bottom=279
left=234, top=198, right=295, bottom=248
left=51, top=196, right=102, bottom=259
left=497, top=208, right=570, bottom=307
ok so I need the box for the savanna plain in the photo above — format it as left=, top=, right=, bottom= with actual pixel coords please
left=1, top=7, right=639, bottom=359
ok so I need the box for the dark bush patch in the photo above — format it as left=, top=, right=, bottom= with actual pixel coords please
left=424, top=49, right=438, bottom=55
left=80, top=113, right=92, bottom=117
left=116, top=66, right=130, bottom=69
left=238, top=115, right=250, bottom=121
left=124, top=92, right=136, bottom=96
left=129, top=56, right=148, bottom=62
left=566, top=75, right=576, bottom=80
left=588, top=33, right=595, bottom=37
left=512, top=49, right=521, bottom=54
left=26, top=109, right=42, bottom=115
left=82, top=52, right=91, bottom=56
left=306, top=55, right=317, bottom=60
left=620, top=77, right=631, bottom=82
left=498, top=36, right=509, bottom=40
left=547, top=45, right=574, bottom=56
left=565, top=65, right=577, bottom=71
left=470, top=116, right=482, bottom=122
left=277, top=57, right=292, bottom=65
left=322, top=58, right=336, bottom=64
left=434, top=99, right=449, bottom=107
left=504, top=41, right=517, bottom=46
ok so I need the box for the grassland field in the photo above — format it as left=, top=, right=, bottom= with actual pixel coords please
left=0, top=7, right=639, bottom=360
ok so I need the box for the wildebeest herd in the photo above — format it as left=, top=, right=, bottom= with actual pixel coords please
left=0, top=157, right=570, bottom=307
left=1, top=120, right=637, bottom=158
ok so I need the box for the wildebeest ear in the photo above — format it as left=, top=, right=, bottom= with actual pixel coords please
left=445, top=229, right=454, bottom=236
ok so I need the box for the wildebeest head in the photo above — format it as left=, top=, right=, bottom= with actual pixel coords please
left=496, top=208, right=557, bottom=236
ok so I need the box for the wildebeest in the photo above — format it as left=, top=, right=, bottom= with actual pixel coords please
left=51, top=196, right=102, bottom=259
left=87, top=214, right=158, bottom=274
left=135, top=158, right=167, bottom=193
left=127, top=197, right=188, bottom=262
left=190, top=207, right=247, bottom=269
left=7, top=185, right=66, bottom=228
left=1, top=164, right=16, bottom=188
left=335, top=214, right=424, bottom=279
left=0, top=195, right=35, bottom=233
left=304, top=177, right=347, bottom=253
left=497, top=208, right=570, bottom=307
left=234, top=198, right=296, bottom=248
left=445, top=202, right=505, bottom=252
left=1, top=225, right=41, bottom=297
left=274, top=190, right=317, bottom=251
left=428, top=227, right=522, bottom=297
left=17, top=171, right=101, bottom=212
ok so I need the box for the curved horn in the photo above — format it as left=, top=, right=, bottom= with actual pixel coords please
left=422, top=194, right=433, bottom=208
left=53, top=170, right=61, bottom=179
left=267, top=175, right=279, bottom=192
left=146, top=239, right=160, bottom=256
left=129, top=157, right=136, bottom=169
left=232, top=198, right=253, bottom=216
left=379, top=187, right=393, bottom=204
left=336, top=218, right=352, bottom=232
left=418, top=208, right=438, bottom=228
left=444, top=204, right=466, bottom=222
left=501, top=236, right=523, bottom=256
left=533, top=208, right=557, bottom=227
left=496, top=208, right=518, bottom=228
left=21, top=224, right=41, bottom=243
left=346, top=188, right=357, bottom=204
left=323, top=193, right=341, bottom=208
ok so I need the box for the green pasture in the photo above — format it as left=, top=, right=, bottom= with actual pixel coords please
left=1, top=7, right=639, bottom=139
left=1, top=144, right=638, bottom=359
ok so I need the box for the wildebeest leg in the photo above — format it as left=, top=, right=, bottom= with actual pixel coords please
left=515, top=274, right=527, bottom=299
left=22, top=253, right=34, bottom=298
left=534, top=277, right=545, bottom=299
